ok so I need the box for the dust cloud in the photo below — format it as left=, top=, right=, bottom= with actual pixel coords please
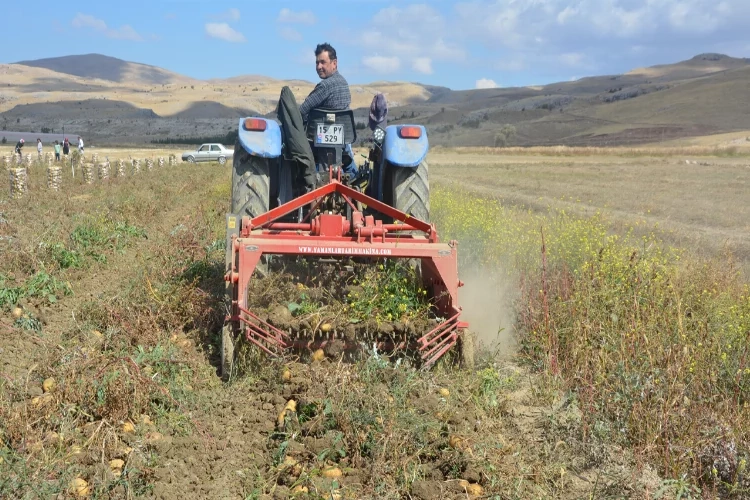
left=458, top=264, right=519, bottom=359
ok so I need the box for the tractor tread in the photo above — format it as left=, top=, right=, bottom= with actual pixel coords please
left=392, top=160, right=430, bottom=223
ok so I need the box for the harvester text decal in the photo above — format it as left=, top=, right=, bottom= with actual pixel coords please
left=297, top=246, right=392, bottom=256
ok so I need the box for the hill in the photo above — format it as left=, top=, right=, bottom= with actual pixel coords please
left=13, top=53, right=197, bottom=85
left=1, top=52, right=749, bottom=146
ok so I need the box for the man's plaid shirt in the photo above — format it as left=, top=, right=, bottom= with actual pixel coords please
left=299, top=70, right=351, bottom=121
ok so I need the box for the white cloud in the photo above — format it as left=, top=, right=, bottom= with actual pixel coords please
left=279, top=26, right=302, bottom=42
left=226, top=8, right=241, bottom=21
left=109, top=25, right=143, bottom=41
left=205, top=23, right=246, bottom=43
left=412, top=57, right=433, bottom=74
left=71, top=13, right=143, bottom=41
left=72, top=13, right=106, bottom=31
left=278, top=8, right=316, bottom=25
left=475, top=78, right=499, bottom=89
left=355, top=4, right=464, bottom=76
left=362, top=55, right=401, bottom=73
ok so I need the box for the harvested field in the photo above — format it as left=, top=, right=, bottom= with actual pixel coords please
left=0, top=146, right=747, bottom=499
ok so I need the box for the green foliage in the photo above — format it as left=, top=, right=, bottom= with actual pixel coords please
left=345, top=260, right=431, bottom=322
left=287, top=292, right=321, bottom=317
left=47, top=243, right=83, bottom=269
left=0, top=271, right=72, bottom=308
left=69, top=216, right=146, bottom=262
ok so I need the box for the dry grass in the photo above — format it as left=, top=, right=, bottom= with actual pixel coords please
left=433, top=143, right=750, bottom=157
left=429, top=150, right=750, bottom=278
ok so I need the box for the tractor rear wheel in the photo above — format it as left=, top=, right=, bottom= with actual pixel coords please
left=232, top=139, right=270, bottom=217
left=390, top=160, right=430, bottom=223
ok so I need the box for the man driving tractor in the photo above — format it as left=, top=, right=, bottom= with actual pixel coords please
left=276, top=43, right=357, bottom=192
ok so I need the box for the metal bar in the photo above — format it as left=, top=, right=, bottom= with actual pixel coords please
left=243, top=332, right=278, bottom=356
left=265, top=223, right=312, bottom=231
left=421, top=327, right=458, bottom=359
left=332, top=182, right=434, bottom=235
left=422, top=338, right=459, bottom=368
left=251, top=233, right=431, bottom=243
left=417, top=310, right=462, bottom=344
left=250, top=182, right=338, bottom=228
left=239, top=306, right=290, bottom=340
left=338, top=193, right=359, bottom=213
left=381, top=224, right=418, bottom=232
left=238, top=236, right=455, bottom=258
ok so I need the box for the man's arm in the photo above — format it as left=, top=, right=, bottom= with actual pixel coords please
left=298, top=81, right=328, bottom=121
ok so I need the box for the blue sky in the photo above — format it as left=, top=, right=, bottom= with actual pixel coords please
left=2, top=0, right=749, bottom=90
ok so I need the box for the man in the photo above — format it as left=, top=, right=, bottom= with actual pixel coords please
left=276, top=43, right=355, bottom=193
left=37, top=138, right=42, bottom=158
left=298, top=43, right=351, bottom=122
left=300, top=43, right=356, bottom=178
left=78, top=136, right=84, bottom=153
left=14, top=138, right=24, bottom=162
left=54, top=140, right=61, bottom=161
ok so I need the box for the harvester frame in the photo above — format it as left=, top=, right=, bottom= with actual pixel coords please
left=221, top=110, right=472, bottom=378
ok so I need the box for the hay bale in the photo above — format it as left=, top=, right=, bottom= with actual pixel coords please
left=25, top=153, right=32, bottom=166
left=146, top=158, right=153, bottom=171
left=97, top=162, right=110, bottom=181
left=133, top=159, right=141, bottom=174
left=116, top=159, right=126, bottom=177
left=158, top=156, right=164, bottom=168
left=9, top=168, right=28, bottom=198
left=82, top=164, right=94, bottom=184
left=47, top=166, right=62, bottom=191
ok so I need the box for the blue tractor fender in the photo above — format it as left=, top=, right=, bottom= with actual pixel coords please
left=237, top=117, right=282, bottom=158
left=382, top=124, right=429, bottom=167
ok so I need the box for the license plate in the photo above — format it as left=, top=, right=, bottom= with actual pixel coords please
left=316, top=124, right=344, bottom=145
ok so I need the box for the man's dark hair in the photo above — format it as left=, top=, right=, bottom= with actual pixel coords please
left=315, top=43, right=337, bottom=60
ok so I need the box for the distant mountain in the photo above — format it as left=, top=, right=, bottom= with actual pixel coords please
left=625, top=53, right=750, bottom=80
left=13, top=53, right=197, bottom=85
left=2, top=52, right=749, bottom=147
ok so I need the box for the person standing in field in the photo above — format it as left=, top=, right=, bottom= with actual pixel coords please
left=78, top=136, right=84, bottom=153
left=62, top=137, right=70, bottom=156
left=54, top=140, right=61, bottom=161
left=37, top=138, right=42, bottom=158
left=14, top=138, right=24, bottom=163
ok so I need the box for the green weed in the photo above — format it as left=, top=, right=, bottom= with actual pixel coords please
left=0, top=271, right=71, bottom=309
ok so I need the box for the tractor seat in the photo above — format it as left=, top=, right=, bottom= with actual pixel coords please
left=305, top=108, right=357, bottom=147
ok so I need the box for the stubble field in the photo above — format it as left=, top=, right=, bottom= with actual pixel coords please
left=0, top=145, right=748, bottom=499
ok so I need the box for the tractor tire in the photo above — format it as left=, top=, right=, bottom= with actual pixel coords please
left=459, top=330, right=475, bottom=370
left=390, top=160, right=430, bottom=223
left=232, top=142, right=270, bottom=217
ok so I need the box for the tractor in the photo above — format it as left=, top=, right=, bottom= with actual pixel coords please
left=222, top=99, right=473, bottom=378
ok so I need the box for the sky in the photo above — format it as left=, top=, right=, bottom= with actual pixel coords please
left=2, top=0, right=749, bottom=90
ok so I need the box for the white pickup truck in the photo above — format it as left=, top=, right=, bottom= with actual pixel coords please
left=181, top=143, right=234, bottom=164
